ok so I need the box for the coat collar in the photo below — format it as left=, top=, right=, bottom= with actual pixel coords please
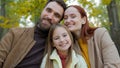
left=50, top=49, right=79, bottom=66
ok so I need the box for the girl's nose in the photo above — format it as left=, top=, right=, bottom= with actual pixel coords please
left=60, top=38, right=64, bottom=42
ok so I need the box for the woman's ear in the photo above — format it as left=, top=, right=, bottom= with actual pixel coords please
left=82, top=16, right=86, bottom=24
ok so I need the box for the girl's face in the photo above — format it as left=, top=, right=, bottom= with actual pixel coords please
left=52, top=27, right=72, bottom=54
left=64, top=7, right=85, bottom=32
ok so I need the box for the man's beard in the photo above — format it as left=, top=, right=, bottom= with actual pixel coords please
left=36, top=18, right=50, bottom=33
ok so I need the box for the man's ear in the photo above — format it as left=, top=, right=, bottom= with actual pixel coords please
left=82, top=16, right=86, bottom=24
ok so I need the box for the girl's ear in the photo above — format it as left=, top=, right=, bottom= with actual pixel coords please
left=82, top=16, right=86, bottom=24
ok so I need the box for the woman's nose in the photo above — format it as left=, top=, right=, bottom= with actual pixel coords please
left=64, top=19, right=70, bottom=25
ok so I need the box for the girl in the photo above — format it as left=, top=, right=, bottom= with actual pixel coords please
left=40, top=23, right=87, bottom=68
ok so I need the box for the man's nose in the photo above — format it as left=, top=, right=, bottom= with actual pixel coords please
left=47, top=13, right=54, bottom=19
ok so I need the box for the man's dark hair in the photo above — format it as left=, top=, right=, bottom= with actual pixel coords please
left=35, top=0, right=66, bottom=28
left=46, top=0, right=66, bottom=21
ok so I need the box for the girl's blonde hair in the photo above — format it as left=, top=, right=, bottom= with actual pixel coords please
left=44, top=23, right=80, bottom=68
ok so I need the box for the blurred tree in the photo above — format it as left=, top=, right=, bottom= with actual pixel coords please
left=107, top=0, right=120, bottom=54
left=0, top=0, right=47, bottom=39
left=0, top=0, right=8, bottom=39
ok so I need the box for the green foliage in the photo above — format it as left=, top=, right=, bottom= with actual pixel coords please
left=77, top=0, right=113, bottom=30
left=0, top=0, right=114, bottom=29
left=0, top=16, right=19, bottom=28
left=101, top=0, right=112, bottom=5
left=78, top=0, right=102, bottom=17
left=0, top=0, right=47, bottom=28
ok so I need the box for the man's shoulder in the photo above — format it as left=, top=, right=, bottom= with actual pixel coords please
left=9, top=27, right=34, bottom=33
left=6, top=27, right=35, bottom=41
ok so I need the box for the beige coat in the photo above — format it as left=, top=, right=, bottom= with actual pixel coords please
left=86, top=27, right=120, bottom=68
left=0, top=28, right=36, bottom=68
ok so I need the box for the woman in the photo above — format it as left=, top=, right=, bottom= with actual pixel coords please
left=64, top=5, right=120, bottom=68
left=40, top=24, right=87, bottom=68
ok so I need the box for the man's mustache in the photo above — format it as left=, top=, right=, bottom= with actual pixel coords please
left=42, top=17, right=52, bottom=25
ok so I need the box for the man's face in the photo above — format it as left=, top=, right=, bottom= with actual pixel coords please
left=39, top=2, right=64, bottom=31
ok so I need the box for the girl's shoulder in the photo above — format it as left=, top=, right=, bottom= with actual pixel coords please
left=72, top=50, right=84, bottom=61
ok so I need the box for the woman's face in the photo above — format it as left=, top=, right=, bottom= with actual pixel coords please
left=64, top=7, right=85, bottom=32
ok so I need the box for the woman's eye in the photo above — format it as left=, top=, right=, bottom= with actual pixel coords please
left=71, top=15, right=76, bottom=18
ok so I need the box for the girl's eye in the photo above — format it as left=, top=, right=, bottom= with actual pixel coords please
left=53, top=37, right=59, bottom=40
left=63, top=34, right=67, bottom=37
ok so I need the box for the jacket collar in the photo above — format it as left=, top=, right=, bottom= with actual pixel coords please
left=50, top=49, right=79, bottom=66
left=34, top=25, right=48, bottom=38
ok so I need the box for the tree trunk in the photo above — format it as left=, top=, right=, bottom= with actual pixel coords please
left=107, top=0, right=120, bottom=54
left=0, top=0, right=6, bottom=40
left=0, top=0, right=6, bottom=16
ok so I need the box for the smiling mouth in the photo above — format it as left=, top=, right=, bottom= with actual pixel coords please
left=59, top=44, right=66, bottom=48
left=42, top=19, right=51, bottom=26
left=67, top=25, right=73, bottom=28
left=42, top=17, right=52, bottom=24
left=60, top=42, right=69, bottom=46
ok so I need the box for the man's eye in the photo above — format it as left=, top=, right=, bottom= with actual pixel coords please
left=55, top=13, right=61, bottom=18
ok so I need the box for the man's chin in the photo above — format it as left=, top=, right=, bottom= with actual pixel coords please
left=39, top=25, right=50, bottom=32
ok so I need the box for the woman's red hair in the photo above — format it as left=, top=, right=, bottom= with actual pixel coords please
left=67, top=5, right=98, bottom=43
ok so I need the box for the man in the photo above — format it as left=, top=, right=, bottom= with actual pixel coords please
left=0, top=0, right=66, bottom=68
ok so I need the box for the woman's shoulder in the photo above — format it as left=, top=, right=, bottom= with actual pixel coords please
left=94, top=27, right=108, bottom=36
left=95, top=27, right=107, bottom=33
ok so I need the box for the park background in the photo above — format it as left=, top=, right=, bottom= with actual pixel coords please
left=0, top=0, right=120, bottom=54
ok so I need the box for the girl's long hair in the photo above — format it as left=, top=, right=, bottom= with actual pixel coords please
left=44, top=23, right=80, bottom=68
